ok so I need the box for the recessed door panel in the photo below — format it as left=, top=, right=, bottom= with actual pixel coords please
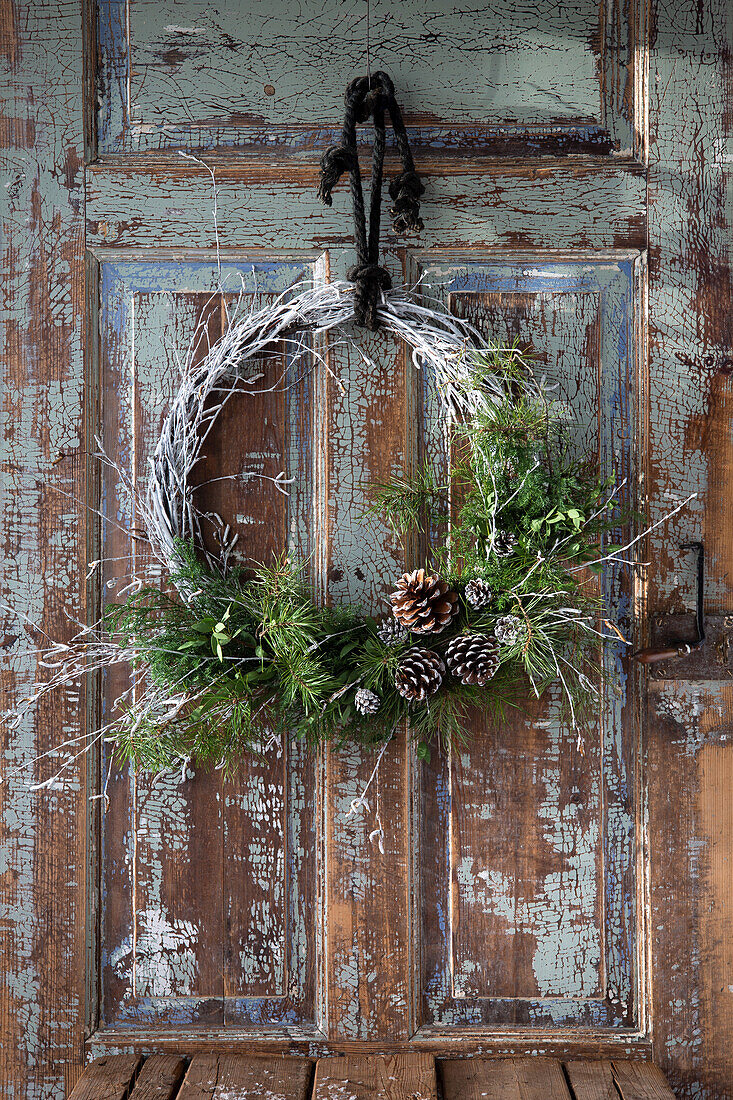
left=96, top=0, right=643, bottom=157
left=412, top=255, right=644, bottom=1034
left=98, top=258, right=322, bottom=1031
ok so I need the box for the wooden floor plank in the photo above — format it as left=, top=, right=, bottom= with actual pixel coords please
left=313, top=1054, right=437, bottom=1100
left=565, top=1061, right=676, bottom=1100
left=564, top=1061, right=616, bottom=1100
left=440, top=1058, right=571, bottom=1100
left=177, top=1054, right=313, bottom=1100
left=129, top=1056, right=188, bottom=1100
left=610, top=1062, right=677, bottom=1100
left=176, top=1054, right=217, bottom=1100
left=68, top=1056, right=143, bottom=1100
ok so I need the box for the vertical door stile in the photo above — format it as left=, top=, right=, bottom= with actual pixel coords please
left=322, top=249, right=415, bottom=1041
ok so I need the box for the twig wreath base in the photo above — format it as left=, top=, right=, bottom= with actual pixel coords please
left=3, top=280, right=694, bottom=789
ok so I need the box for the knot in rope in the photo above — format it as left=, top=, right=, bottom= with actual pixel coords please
left=347, top=261, right=393, bottom=330
left=317, top=144, right=358, bottom=206
left=317, top=71, right=424, bottom=331
left=388, top=169, right=425, bottom=235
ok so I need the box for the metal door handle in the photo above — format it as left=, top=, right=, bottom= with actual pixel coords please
left=634, top=542, right=705, bottom=664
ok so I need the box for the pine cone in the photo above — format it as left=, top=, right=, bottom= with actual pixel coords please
left=494, top=614, right=527, bottom=647
left=377, top=617, right=409, bottom=646
left=465, top=578, right=494, bottom=610
left=395, top=647, right=445, bottom=702
left=492, top=529, right=518, bottom=558
left=355, top=688, right=380, bottom=715
left=446, top=634, right=500, bottom=686
left=390, top=568, right=458, bottom=635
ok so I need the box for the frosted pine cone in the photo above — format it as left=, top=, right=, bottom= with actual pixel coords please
left=446, top=634, right=500, bottom=686
left=377, top=617, right=409, bottom=646
left=494, top=614, right=527, bottom=647
left=390, top=568, right=459, bottom=635
left=395, top=647, right=445, bottom=702
left=492, top=529, right=518, bottom=558
left=355, top=688, right=380, bottom=715
left=465, top=578, right=494, bottom=610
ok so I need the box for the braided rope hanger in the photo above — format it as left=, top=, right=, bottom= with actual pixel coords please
left=317, top=71, right=425, bottom=330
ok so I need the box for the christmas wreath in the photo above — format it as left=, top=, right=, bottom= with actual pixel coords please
left=23, top=280, right=643, bottom=777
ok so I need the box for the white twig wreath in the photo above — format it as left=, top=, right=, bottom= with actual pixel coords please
left=146, top=281, right=507, bottom=584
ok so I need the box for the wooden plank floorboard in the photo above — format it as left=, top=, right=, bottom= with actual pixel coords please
left=68, top=1056, right=142, bottom=1100
left=564, top=1061, right=618, bottom=1100
left=565, top=1062, right=676, bottom=1100
left=610, top=1062, right=677, bottom=1100
left=177, top=1054, right=313, bottom=1099
left=70, top=1055, right=678, bottom=1100
left=128, top=1057, right=187, bottom=1100
left=313, top=1054, right=437, bottom=1099
left=440, top=1058, right=572, bottom=1100
left=174, top=1055, right=217, bottom=1100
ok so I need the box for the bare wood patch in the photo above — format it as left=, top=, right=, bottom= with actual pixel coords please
left=566, top=1060, right=676, bottom=1100
left=441, top=1058, right=571, bottom=1100
left=314, top=1054, right=436, bottom=1100
left=68, top=1055, right=142, bottom=1100
left=129, top=1056, right=187, bottom=1100
left=177, top=1053, right=313, bottom=1099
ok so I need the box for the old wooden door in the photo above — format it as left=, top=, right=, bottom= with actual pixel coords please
left=4, top=2, right=733, bottom=1097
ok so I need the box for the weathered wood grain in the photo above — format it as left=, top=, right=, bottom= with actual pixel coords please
left=128, top=1056, right=187, bottom=1100
left=68, top=1055, right=142, bottom=1100
left=647, top=682, right=733, bottom=1097
left=0, top=1, right=88, bottom=1097
left=89, top=1030, right=653, bottom=1059
left=611, top=1061, right=677, bottom=1100
left=177, top=1053, right=313, bottom=1099
left=64, top=1054, right=680, bottom=1100
left=564, top=1060, right=619, bottom=1100
left=313, top=1054, right=437, bottom=1100
left=566, top=1060, right=676, bottom=1100
left=440, top=1057, right=571, bottom=1100
left=85, top=164, right=646, bottom=254
left=645, top=0, right=733, bottom=1097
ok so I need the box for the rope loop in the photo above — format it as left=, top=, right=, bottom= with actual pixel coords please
left=317, top=71, right=424, bottom=330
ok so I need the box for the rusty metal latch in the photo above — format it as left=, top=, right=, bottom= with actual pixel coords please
left=634, top=542, right=733, bottom=680
left=634, top=542, right=705, bottom=665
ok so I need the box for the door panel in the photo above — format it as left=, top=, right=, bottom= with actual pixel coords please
left=414, top=256, right=643, bottom=1032
left=96, top=0, right=644, bottom=157
left=98, top=259, right=322, bottom=1030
